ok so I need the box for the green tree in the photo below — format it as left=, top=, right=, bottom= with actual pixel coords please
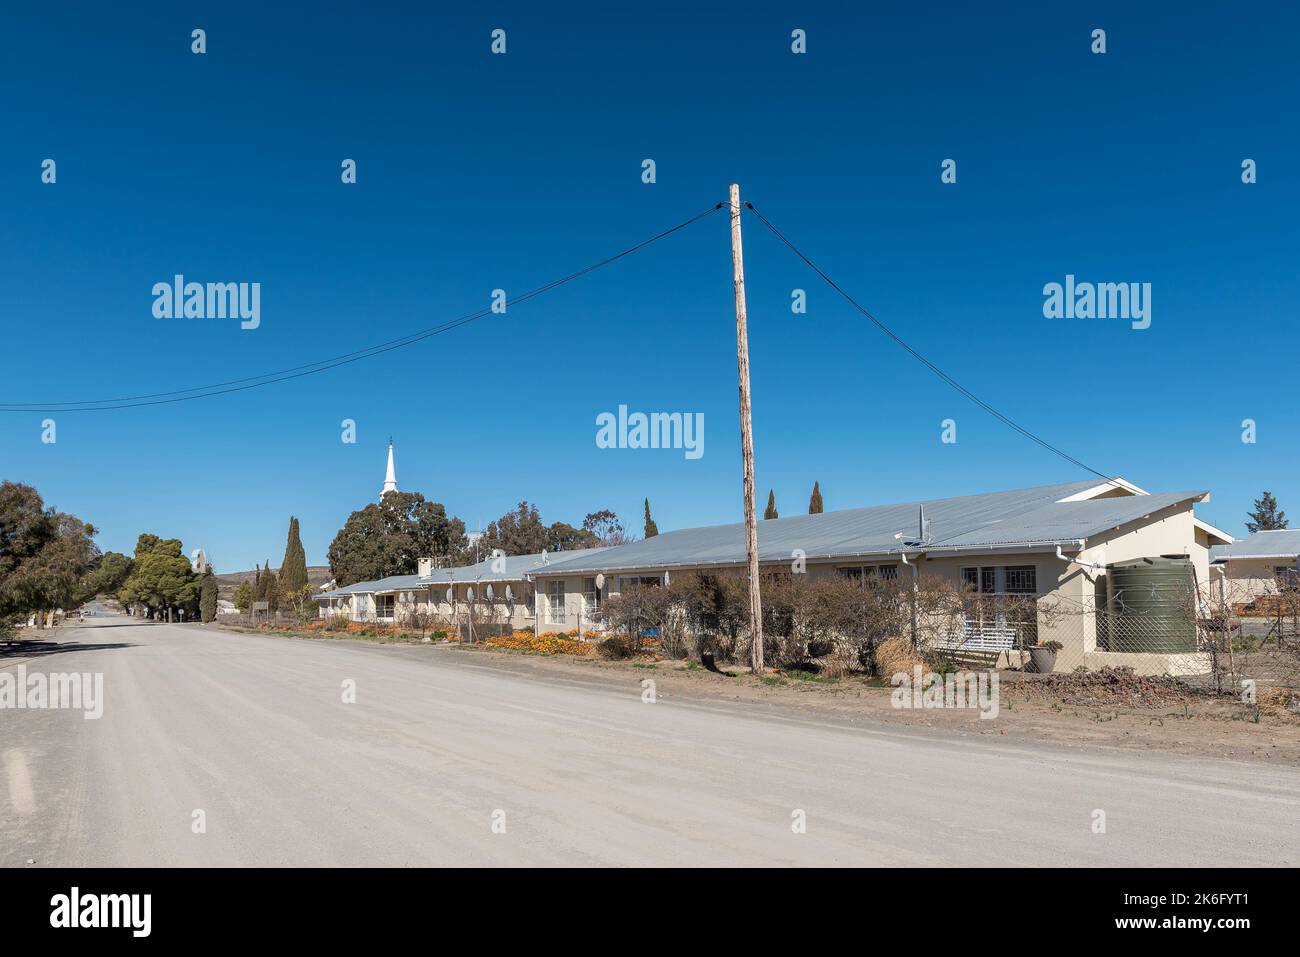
left=327, top=491, right=469, bottom=586
left=259, top=561, right=279, bottom=612
left=285, top=584, right=316, bottom=623
left=199, top=568, right=218, bottom=622
left=234, top=580, right=253, bottom=613
left=118, top=534, right=200, bottom=621
left=545, top=521, right=598, bottom=552
left=808, top=481, right=824, bottom=515
left=764, top=490, right=779, bottom=520
left=479, top=501, right=546, bottom=555
left=279, top=516, right=308, bottom=595
left=82, top=550, right=133, bottom=602
left=582, top=509, right=629, bottom=546
left=1246, top=491, right=1288, bottom=533
left=0, top=482, right=99, bottom=629
left=643, top=498, right=659, bottom=538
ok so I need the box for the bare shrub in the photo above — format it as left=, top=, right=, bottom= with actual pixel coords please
left=595, top=635, right=637, bottom=660
left=599, top=583, right=671, bottom=654
left=875, top=637, right=924, bottom=678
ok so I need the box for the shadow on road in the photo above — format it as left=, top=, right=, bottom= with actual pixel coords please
left=63, top=622, right=159, bottom=630
left=1, top=641, right=136, bottom=659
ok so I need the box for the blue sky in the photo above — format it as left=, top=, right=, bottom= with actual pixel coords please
left=2, top=2, right=1296, bottom=571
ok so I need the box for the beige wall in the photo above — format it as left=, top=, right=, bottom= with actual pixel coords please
left=1214, top=558, right=1293, bottom=605
left=535, top=500, right=1214, bottom=674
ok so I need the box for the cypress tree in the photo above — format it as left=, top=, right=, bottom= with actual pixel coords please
left=764, top=490, right=778, bottom=520
left=280, top=516, right=308, bottom=594
left=1246, top=491, right=1288, bottom=533
left=263, top=561, right=279, bottom=611
left=808, top=481, right=824, bottom=515
left=200, top=568, right=218, bottom=622
left=643, top=498, right=659, bottom=538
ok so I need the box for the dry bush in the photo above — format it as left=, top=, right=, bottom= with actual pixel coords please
left=595, top=634, right=637, bottom=660
left=599, top=583, right=677, bottom=655
left=599, top=569, right=1050, bottom=677
left=875, top=637, right=925, bottom=678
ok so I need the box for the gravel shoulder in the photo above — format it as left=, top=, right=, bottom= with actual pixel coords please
left=215, top=625, right=1300, bottom=766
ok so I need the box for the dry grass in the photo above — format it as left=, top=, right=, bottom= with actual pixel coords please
left=875, top=637, right=925, bottom=678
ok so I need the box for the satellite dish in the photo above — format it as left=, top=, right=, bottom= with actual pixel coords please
left=540, top=548, right=549, bottom=565
left=445, top=587, right=453, bottom=604
left=505, top=585, right=514, bottom=603
left=467, top=587, right=475, bottom=602
left=486, top=584, right=495, bottom=602
left=595, top=573, right=605, bottom=590
left=663, top=571, right=671, bottom=585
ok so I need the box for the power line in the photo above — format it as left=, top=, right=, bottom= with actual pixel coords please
left=1, top=202, right=726, bottom=413
left=742, top=200, right=1113, bottom=482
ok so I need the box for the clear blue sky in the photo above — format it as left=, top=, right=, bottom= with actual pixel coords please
left=2, top=2, right=1296, bottom=571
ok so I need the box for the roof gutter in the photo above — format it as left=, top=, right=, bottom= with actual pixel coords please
left=527, top=540, right=1096, bottom=577
left=1055, top=539, right=1105, bottom=572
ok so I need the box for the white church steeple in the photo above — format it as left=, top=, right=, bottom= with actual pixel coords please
left=382, top=439, right=398, bottom=497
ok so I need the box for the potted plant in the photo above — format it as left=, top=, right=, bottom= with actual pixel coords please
left=1027, top=640, right=1062, bottom=673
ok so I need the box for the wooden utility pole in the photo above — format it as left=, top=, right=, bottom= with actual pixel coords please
left=729, top=183, right=764, bottom=674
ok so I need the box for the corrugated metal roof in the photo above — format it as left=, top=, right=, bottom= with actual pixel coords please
left=1211, top=529, right=1300, bottom=562
left=315, top=547, right=611, bottom=599
left=316, top=573, right=426, bottom=598
left=931, top=492, right=1205, bottom=548
left=531, top=481, right=1207, bottom=576
left=417, top=547, right=609, bottom=584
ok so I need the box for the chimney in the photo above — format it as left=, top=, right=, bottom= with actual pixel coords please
left=418, top=557, right=433, bottom=578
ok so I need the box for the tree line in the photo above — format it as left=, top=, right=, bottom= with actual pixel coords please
left=324, top=492, right=663, bottom=587
left=0, top=481, right=214, bottom=627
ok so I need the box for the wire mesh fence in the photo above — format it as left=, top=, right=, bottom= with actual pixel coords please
left=594, top=570, right=1300, bottom=711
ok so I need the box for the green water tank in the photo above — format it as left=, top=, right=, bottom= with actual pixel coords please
left=1106, top=557, right=1198, bottom=653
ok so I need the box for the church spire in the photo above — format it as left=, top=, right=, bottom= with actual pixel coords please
left=382, top=439, right=398, bottom=497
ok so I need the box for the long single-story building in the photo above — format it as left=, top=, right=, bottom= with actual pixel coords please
left=1210, top=529, right=1300, bottom=605
left=529, top=477, right=1232, bottom=675
left=316, top=547, right=609, bottom=633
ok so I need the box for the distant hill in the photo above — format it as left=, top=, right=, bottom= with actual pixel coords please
left=214, top=566, right=334, bottom=600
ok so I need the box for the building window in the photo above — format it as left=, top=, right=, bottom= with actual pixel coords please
left=583, top=577, right=600, bottom=613
left=547, top=580, right=566, bottom=624
left=840, top=564, right=899, bottom=581
left=618, top=575, right=662, bottom=590
left=375, top=595, right=395, bottom=619
left=962, top=565, right=1037, bottom=595
left=1005, top=566, right=1037, bottom=594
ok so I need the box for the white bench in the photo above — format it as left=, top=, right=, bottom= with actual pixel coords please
left=934, top=625, right=1017, bottom=660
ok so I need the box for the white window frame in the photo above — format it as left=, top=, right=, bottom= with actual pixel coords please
left=582, top=577, right=601, bottom=614
left=546, top=580, right=566, bottom=625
